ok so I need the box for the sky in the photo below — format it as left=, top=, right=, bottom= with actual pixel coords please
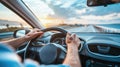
left=0, top=0, right=120, bottom=27
left=23, top=0, right=120, bottom=25
left=0, top=3, right=30, bottom=27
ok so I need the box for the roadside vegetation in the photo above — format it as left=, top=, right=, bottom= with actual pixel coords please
left=0, top=27, right=23, bottom=33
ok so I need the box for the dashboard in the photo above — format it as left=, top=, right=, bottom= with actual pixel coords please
left=24, top=32, right=120, bottom=66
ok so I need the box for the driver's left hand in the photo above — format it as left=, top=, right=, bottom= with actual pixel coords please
left=24, top=28, right=44, bottom=41
left=0, top=28, right=44, bottom=49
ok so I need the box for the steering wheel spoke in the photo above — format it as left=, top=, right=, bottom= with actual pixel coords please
left=52, top=43, right=67, bottom=53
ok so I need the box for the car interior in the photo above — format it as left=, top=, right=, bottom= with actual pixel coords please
left=0, top=0, right=120, bottom=67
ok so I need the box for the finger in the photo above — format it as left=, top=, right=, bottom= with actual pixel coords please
left=74, top=34, right=78, bottom=41
left=25, top=33, right=35, bottom=39
left=35, top=31, right=44, bottom=35
left=67, top=33, right=71, bottom=36
left=73, top=34, right=76, bottom=39
left=33, top=29, right=41, bottom=32
left=66, top=33, right=71, bottom=37
left=66, top=33, right=71, bottom=40
left=25, top=32, right=42, bottom=39
left=71, top=33, right=76, bottom=40
left=31, top=32, right=44, bottom=39
left=66, top=33, right=72, bottom=43
left=29, top=28, right=42, bottom=34
left=31, top=30, right=44, bottom=36
left=35, top=29, right=42, bottom=32
left=27, top=30, right=43, bottom=36
left=37, top=32, right=44, bottom=38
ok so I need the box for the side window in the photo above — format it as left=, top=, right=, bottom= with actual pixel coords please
left=0, top=3, right=31, bottom=41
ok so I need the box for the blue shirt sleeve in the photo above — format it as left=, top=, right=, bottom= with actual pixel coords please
left=0, top=43, right=70, bottom=67
left=40, top=65, right=70, bottom=67
left=24, top=59, right=70, bottom=67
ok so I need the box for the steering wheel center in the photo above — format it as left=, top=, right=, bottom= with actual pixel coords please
left=39, top=43, right=58, bottom=64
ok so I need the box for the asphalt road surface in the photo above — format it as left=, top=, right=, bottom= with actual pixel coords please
left=63, top=25, right=103, bottom=32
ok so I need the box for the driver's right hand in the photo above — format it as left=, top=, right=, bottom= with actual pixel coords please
left=65, top=33, right=81, bottom=49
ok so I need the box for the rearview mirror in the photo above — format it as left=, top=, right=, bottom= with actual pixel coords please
left=87, top=0, right=120, bottom=7
left=13, top=29, right=30, bottom=38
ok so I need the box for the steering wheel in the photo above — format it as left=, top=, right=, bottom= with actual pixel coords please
left=24, top=27, right=84, bottom=64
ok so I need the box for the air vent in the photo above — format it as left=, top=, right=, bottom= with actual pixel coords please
left=88, top=44, right=120, bottom=56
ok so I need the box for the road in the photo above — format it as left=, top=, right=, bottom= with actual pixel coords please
left=62, top=25, right=119, bottom=33
left=62, top=25, right=102, bottom=32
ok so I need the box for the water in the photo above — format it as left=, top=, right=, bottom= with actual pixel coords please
left=98, top=24, right=120, bottom=29
left=0, top=26, right=7, bottom=29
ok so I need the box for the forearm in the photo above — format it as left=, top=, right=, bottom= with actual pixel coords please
left=0, top=36, right=27, bottom=49
left=0, top=29, right=43, bottom=49
left=63, top=45, right=81, bottom=67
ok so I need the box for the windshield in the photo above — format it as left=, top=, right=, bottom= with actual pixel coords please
left=22, top=0, right=120, bottom=33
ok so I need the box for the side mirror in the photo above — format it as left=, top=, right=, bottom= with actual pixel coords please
left=87, top=0, right=120, bottom=7
left=13, top=29, right=30, bottom=38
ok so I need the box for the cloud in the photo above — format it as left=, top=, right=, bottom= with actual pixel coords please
left=40, top=0, right=120, bottom=24
left=23, top=0, right=55, bottom=17
left=82, top=4, right=120, bottom=16
left=76, top=9, right=87, bottom=15
left=60, top=0, right=77, bottom=8
left=81, top=13, right=120, bottom=20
